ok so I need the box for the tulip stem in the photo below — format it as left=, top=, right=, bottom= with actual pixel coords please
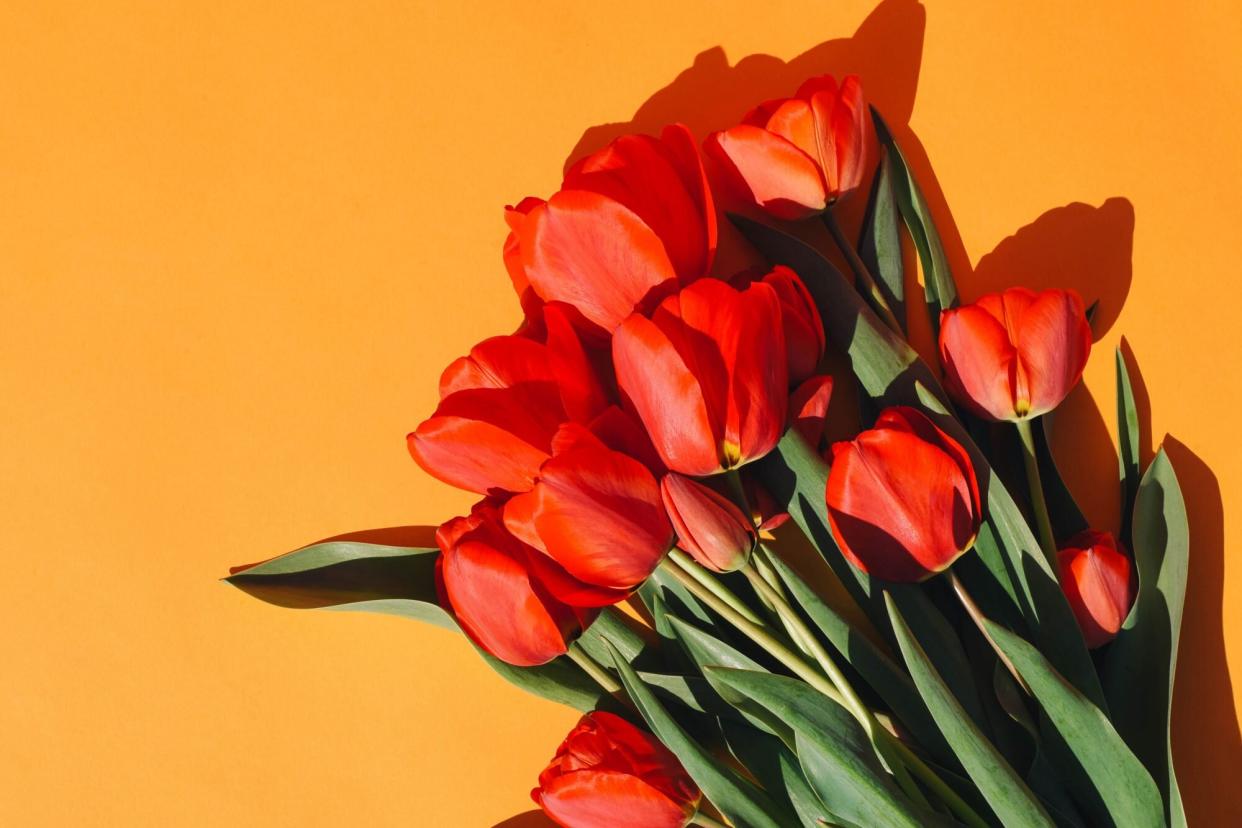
left=668, top=554, right=986, bottom=827
left=567, top=642, right=622, bottom=696
left=947, top=569, right=1031, bottom=696
left=690, top=813, right=730, bottom=828
left=1014, top=418, right=1058, bottom=567
left=722, top=468, right=751, bottom=519
left=666, top=549, right=765, bottom=627
left=753, top=546, right=817, bottom=657
left=823, top=210, right=903, bottom=334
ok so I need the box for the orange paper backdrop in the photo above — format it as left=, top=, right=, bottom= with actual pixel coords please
left=3, top=1, right=1239, bottom=824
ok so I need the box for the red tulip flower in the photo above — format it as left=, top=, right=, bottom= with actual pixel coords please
left=733, top=265, right=825, bottom=384
left=661, top=473, right=756, bottom=573
left=612, top=278, right=788, bottom=476
left=939, top=287, right=1092, bottom=422
left=826, top=406, right=982, bottom=582
left=435, top=501, right=596, bottom=667
left=1057, top=530, right=1135, bottom=649
left=508, top=124, right=716, bottom=338
left=408, top=306, right=606, bottom=495
left=504, top=424, right=674, bottom=605
left=533, top=711, right=701, bottom=828
left=706, top=74, right=868, bottom=220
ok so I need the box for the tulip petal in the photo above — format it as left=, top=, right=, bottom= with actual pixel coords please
left=827, top=429, right=976, bottom=581
left=789, top=374, right=834, bottom=447
left=939, top=303, right=1019, bottom=421
left=522, top=190, right=679, bottom=335
left=612, top=312, right=722, bottom=476
left=538, top=770, right=689, bottom=828
left=438, top=335, right=554, bottom=398
left=661, top=473, right=755, bottom=572
left=706, top=125, right=828, bottom=220
left=659, top=123, right=717, bottom=281
left=1012, top=289, right=1092, bottom=417
left=874, top=406, right=981, bottom=529
left=543, top=303, right=609, bottom=423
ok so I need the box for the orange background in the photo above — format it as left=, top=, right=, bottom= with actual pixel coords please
left=2, top=1, right=1239, bottom=824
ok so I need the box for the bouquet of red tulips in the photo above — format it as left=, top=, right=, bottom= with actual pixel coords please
left=228, top=72, right=1187, bottom=828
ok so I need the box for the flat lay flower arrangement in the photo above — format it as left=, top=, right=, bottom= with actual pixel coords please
left=226, top=71, right=1188, bottom=828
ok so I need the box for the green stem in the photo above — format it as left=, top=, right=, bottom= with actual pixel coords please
left=722, top=468, right=751, bottom=518
left=690, top=813, right=731, bottom=828
left=753, top=547, right=816, bottom=657
left=823, top=210, right=903, bottom=334
left=1015, top=418, right=1058, bottom=567
left=668, top=555, right=987, bottom=827
left=567, top=642, right=621, bottom=695
left=667, top=549, right=765, bottom=626
left=948, top=569, right=1030, bottom=696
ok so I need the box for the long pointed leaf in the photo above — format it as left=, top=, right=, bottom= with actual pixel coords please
left=1115, top=348, right=1142, bottom=546
left=858, top=147, right=906, bottom=329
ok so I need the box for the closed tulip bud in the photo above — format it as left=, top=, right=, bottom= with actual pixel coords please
left=533, top=711, right=701, bottom=828
left=826, top=406, right=982, bottom=582
left=435, top=501, right=596, bottom=667
left=660, top=473, right=756, bottom=572
left=613, top=278, right=788, bottom=476
left=1057, top=530, right=1135, bottom=648
left=706, top=74, right=868, bottom=220
left=510, top=124, right=716, bottom=338
left=939, top=287, right=1092, bottom=422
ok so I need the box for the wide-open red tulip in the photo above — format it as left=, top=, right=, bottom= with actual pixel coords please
left=510, top=124, right=716, bottom=338
left=939, top=287, right=1092, bottom=422
left=1057, top=530, right=1135, bottom=649
left=706, top=74, right=868, bottom=220
left=504, top=424, right=674, bottom=604
left=612, top=278, right=788, bottom=476
left=733, top=265, right=825, bottom=384
left=533, top=711, right=700, bottom=828
left=661, top=473, right=756, bottom=572
left=436, top=501, right=596, bottom=667
left=826, top=406, right=981, bottom=582
left=408, top=308, right=606, bottom=495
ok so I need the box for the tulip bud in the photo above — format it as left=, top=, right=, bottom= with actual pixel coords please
left=660, top=473, right=756, bottom=572
left=826, top=406, right=982, bottom=582
left=939, top=287, right=1092, bottom=422
left=706, top=74, right=869, bottom=220
left=435, top=501, right=596, bottom=667
left=533, top=711, right=701, bottom=828
left=1057, top=530, right=1135, bottom=648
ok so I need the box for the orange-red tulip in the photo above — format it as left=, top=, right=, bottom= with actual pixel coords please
left=826, top=406, right=981, bottom=582
left=789, top=374, right=834, bottom=448
left=612, top=278, right=788, bottom=476
left=661, top=473, right=756, bottom=572
left=408, top=306, right=606, bottom=495
left=509, top=124, right=716, bottom=338
left=733, top=265, right=825, bottom=384
left=706, top=74, right=869, bottom=220
left=504, top=424, right=674, bottom=604
left=939, top=287, right=1092, bottom=422
left=435, top=500, right=596, bottom=667
left=1057, top=530, right=1135, bottom=649
left=533, top=711, right=701, bottom=828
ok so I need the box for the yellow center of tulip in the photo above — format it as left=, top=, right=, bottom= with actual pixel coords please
left=721, top=440, right=743, bottom=468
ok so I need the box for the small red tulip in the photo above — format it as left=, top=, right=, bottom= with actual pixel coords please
left=408, top=307, right=606, bottom=495
left=661, top=473, right=756, bottom=572
left=826, top=406, right=982, bottom=582
left=533, top=711, right=701, bottom=828
left=435, top=501, right=596, bottom=667
left=612, top=278, right=788, bottom=476
left=706, top=74, right=869, bottom=220
left=504, top=424, right=674, bottom=604
left=939, top=287, right=1092, bottom=422
left=1057, top=530, right=1135, bottom=649
left=510, top=124, right=716, bottom=338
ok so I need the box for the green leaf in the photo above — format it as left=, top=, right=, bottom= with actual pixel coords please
left=604, top=643, right=794, bottom=828
left=705, top=667, right=933, bottom=828
left=985, top=622, right=1165, bottom=827
left=1103, top=449, right=1189, bottom=826
left=764, top=549, right=955, bottom=767
left=226, top=540, right=609, bottom=711
left=1115, top=348, right=1142, bottom=546
left=1036, top=413, right=1089, bottom=540
left=870, top=107, right=957, bottom=319
left=733, top=213, right=1105, bottom=710
left=857, top=147, right=906, bottom=330
left=721, top=722, right=840, bottom=827
left=226, top=541, right=452, bottom=626
left=887, top=595, right=1054, bottom=827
